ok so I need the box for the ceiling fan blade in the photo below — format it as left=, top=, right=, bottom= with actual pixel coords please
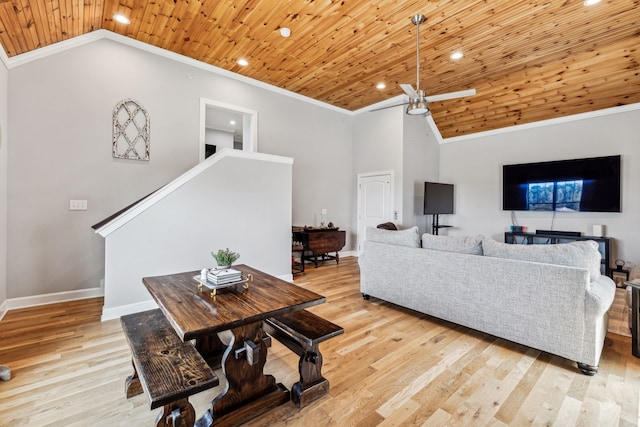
left=425, top=89, right=476, bottom=103
left=399, top=84, right=418, bottom=99
left=370, top=102, right=409, bottom=112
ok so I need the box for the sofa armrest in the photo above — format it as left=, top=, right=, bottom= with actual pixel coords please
left=586, top=275, right=616, bottom=319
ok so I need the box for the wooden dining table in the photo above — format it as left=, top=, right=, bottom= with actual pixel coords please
left=142, top=264, right=326, bottom=426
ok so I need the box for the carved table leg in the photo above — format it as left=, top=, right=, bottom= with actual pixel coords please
left=195, top=334, right=228, bottom=370
left=155, top=398, right=195, bottom=427
left=196, top=322, right=289, bottom=426
left=292, top=346, right=329, bottom=408
left=125, top=359, right=143, bottom=398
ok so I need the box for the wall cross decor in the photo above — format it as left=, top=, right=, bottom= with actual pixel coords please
left=112, top=99, right=150, bottom=160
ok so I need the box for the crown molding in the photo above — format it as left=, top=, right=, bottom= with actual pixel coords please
left=1, top=30, right=351, bottom=116
left=440, top=102, right=640, bottom=144
left=2, top=32, right=638, bottom=141
left=0, top=44, right=8, bottom=70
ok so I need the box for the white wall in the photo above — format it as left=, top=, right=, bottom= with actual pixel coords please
left=7, top=38, right=353, bottom=300
left=352, top=106, right=404, bottom=235
left=402, top=115, right=440, bottom=235
left=101, top=151, right=292, bottom=318
left=260, top=94, right=353, bottom=245
left=439, top=107, right=640, bottom=267
left=6, top=32, right=639, bottom=305
left=0, top=57, right=7, bottom=313
left=205, top=128, right=234, bottom=150
left=352, top=106, right=442, bottom=236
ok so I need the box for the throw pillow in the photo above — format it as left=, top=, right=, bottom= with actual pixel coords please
left=421, top=234, right=484, bottom=255
left=366, top=226, right=420, bottom=248
left=482, top=238, right=601, bottom=280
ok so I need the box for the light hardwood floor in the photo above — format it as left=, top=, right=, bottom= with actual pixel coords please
left=0, top=257, right=638, bottom=426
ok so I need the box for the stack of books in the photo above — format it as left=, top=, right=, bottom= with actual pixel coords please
left=207, top=268, right=242, bottom=285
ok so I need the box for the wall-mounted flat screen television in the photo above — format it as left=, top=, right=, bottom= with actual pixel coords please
left=502, top=155, right=621, bottom=212
left=424, top=182, right=454, bottom=214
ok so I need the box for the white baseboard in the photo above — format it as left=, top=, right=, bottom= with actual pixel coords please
left=0, top=300, right=7, bottom=322
left=280, top=273, right=294, bottom=282
left=5, top=287, right=104, bottom=312
left=0, top=259, right=359, bottom=323
left=101, top=299, right=159, bottom=322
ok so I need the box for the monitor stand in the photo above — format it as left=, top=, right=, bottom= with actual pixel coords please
left=431, top=214, right=452, bottom=235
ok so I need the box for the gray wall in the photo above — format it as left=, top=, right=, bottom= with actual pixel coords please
left=0, top=58, right=7, bottom=309
left=439, top=107, right=640, bottom=266
left=7, top=38, right=353, bottom=300
left=4, top=33, right=640, bottom=303
left=259, top=93, right=352, bottom=240
left=205, top=129, right=234, bottom=150
left=352, top=106, right=439, bottom=235
left=402, top=115, right=439, bottom=235
left=101, top=151, right=292, bottom=318
left=350, top=100, right=640, bottom=271
left=352, top=106, right=404, bottom=236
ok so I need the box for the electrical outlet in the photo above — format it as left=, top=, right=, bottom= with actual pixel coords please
left=321, top=208, right=327, bottom=215
left=69, top=199, right=87, bottom=211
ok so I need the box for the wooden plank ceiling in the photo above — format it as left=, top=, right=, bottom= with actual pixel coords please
left=0, top=0, right=638, bottom=138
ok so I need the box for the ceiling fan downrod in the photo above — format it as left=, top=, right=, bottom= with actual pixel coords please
left=412, top=14, right=425, bottom=95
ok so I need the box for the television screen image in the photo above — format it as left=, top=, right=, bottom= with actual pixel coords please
left=424, top=182, right=454, bottom=215
left=503, top=155, right=621, bottom=212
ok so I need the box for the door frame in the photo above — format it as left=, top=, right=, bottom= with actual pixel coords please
left=356, top=170, right=395, bottom=255
left=199, top=98, right=258, bottom=161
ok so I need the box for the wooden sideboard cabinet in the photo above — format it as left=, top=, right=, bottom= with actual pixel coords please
left=504, top=231, right=611, bottom=277
left=293, top=227, right=346, bottom=268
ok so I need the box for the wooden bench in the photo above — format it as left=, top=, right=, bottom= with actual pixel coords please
left=121, top=309, right=219, bottom=427
left=263, top=309, right=344, bottom=408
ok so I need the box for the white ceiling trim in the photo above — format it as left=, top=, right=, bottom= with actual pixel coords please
left=2, top=32, right=638, bottom=144
left=0, top=43, right=8, bottom=70
left=1, top=30, right=352, bottom=115
left=440, top=102, right=640, bottom=144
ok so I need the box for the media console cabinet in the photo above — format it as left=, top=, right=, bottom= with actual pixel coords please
left=504, top=231, right=611, bottom=277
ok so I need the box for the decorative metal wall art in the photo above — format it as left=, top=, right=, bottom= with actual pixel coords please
left=112, top=99, right=150, bottom=160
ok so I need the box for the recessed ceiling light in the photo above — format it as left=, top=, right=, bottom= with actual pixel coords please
left=280, top=27, right=291, bottom=38
left=376, top=83, right=386, bottom=90
left=583, top=0, right=601, bottom=5
left=230, top=120, right=236, bottom=125
left=237, top=58, right=249, bottom=66
left=113, top=14, right=131, bottom=25
left=450, top=51, right=464, bottom=60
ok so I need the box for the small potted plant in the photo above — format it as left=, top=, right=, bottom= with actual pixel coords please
left=211, top=248, right=240, bottom=269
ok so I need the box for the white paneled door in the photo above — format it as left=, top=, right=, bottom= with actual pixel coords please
left=357, top=172, right=393, bottom=254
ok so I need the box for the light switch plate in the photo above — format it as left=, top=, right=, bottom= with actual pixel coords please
left=69, top=199, right=87, bottom=211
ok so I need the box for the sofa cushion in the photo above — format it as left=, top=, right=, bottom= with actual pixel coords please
left=421, top=234, right=484, bottom=255
left=482, top=238, right=601, bottom=280
left=366, top=226, right=420, bottom=248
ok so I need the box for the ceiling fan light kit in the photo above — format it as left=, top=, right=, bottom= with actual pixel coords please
left=407, top=92, right=430, bottom=116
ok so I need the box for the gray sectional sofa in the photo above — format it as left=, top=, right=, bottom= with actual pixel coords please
left=358, top=227, right=616, bottom=374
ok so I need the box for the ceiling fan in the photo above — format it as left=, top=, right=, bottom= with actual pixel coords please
left=373, top=14, right=476, bottom=116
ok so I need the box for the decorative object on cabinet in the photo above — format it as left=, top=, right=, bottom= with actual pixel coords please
left=612, top=267, right=630, bottom=288
left=112, top=99, right=150, bottom=161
